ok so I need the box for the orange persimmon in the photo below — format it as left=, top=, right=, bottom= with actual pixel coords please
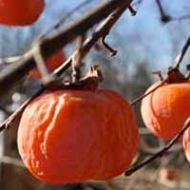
left=141, top=81, right=190, bottom=140
left=31, top=51, right=65, bottom=79
left=0, top=0, right=44, bottom=26
left=183, top=128, right=190, bottom=163
left=17, top=89, right=139, bottom=184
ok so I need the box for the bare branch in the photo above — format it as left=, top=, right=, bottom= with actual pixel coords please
left=0, top=0, right=133, bottom=95
left=173, top=37, right=190, bottom=69
left=130, top=80, right=165, bottom=105
left=155, top=0, right=171, bottom=23
left=125, top=117, right=190, bottom=176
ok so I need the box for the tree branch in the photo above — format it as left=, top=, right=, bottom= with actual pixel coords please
left=173, top=37, right=190, bottom=69
left=125, top=117, right=190, bottom=176
left=0, top=3, right=131, bottom=132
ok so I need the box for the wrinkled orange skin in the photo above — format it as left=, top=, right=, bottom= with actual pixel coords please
left=17, top=89, right=139, bottom=184
left=141, top=82, right=190, bottom=140
left=183, top=129, right=190, bottom=163
left=31, top=51, right=65, bottom=79
left=0, top=0, right=44, bottom=26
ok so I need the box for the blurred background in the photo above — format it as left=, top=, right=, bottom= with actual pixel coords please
left=0, top=0, right=190, bottom=189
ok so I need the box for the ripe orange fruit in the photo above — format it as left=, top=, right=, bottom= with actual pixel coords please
left=17, top=89, right=139, bottom=184
left=0, top=0, right=44, bottom=26
left=183, top=128, right=190, bottom=163
left=141, top=81, right=190, bottom=140
left=31, top=51, right=65, bottom=79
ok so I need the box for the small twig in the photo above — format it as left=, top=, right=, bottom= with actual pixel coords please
left=72, top=35, right=85, bottom=82
left=128, top=5, right=137, bottom=16
left=102, top=36, right=117, bottom=56
left=125, top=117, right=190, bottom=176
left=169, top=14, right=190, bottom=22
left=130, top=80, right=165, bottom=105
left=173, top=37, right=190, bottom=69
left=155, top=0, right=171, bottom=23
left=152, top=70, right=164, bottom=81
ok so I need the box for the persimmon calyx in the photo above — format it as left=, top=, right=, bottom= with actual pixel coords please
left=41, top=65, right=103, bottom=91
left=166, top=67, right=187, bottom=83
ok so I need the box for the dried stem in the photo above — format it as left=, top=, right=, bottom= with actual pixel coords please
left=72, top=35, right=85, bottom=82
left=125, top=117, right=190, bottom=176
left=102, top=36, right=117, bottom=56
left=155, top=0, right=171, bottom=23
left=128, top=5, right=137, bottom=16
left=173, top=37, right=190, bottom=69
left=0, top=3, right=131, bottom=132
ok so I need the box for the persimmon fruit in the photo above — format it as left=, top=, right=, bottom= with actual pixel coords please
left=31, top=51, right=65, bottom=79
left=183, top=128, right=190, bottom=163
left=17, top=89, right=139, bottom=184
left=0, top=0, right=44, bottom=26
left=141, top=81, right=190, bottom=140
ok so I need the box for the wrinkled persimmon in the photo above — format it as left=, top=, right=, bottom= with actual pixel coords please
left=141, top=81, right=190, bottom=140
left=0, top=0, right=44, bottom=26
left=17, top=89, right=139, bottom=184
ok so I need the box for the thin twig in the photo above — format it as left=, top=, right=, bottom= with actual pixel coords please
left=173, top=37, right=190, bottom=69
left=72, top=35, right=85, bottom=82
left=155, top=0, right=171, bottom=23
left=0, top=3, right=131, bottom=132
left=130, top=80, right=165, bottom=105
left=102, top=36, right=117, bottom=56
left=125, top=117, right=190, bottom=176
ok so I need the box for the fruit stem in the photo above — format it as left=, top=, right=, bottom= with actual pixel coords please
left=72, top=35, right=85, bottom=83
left=173, top=37, right=190, bottom=69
